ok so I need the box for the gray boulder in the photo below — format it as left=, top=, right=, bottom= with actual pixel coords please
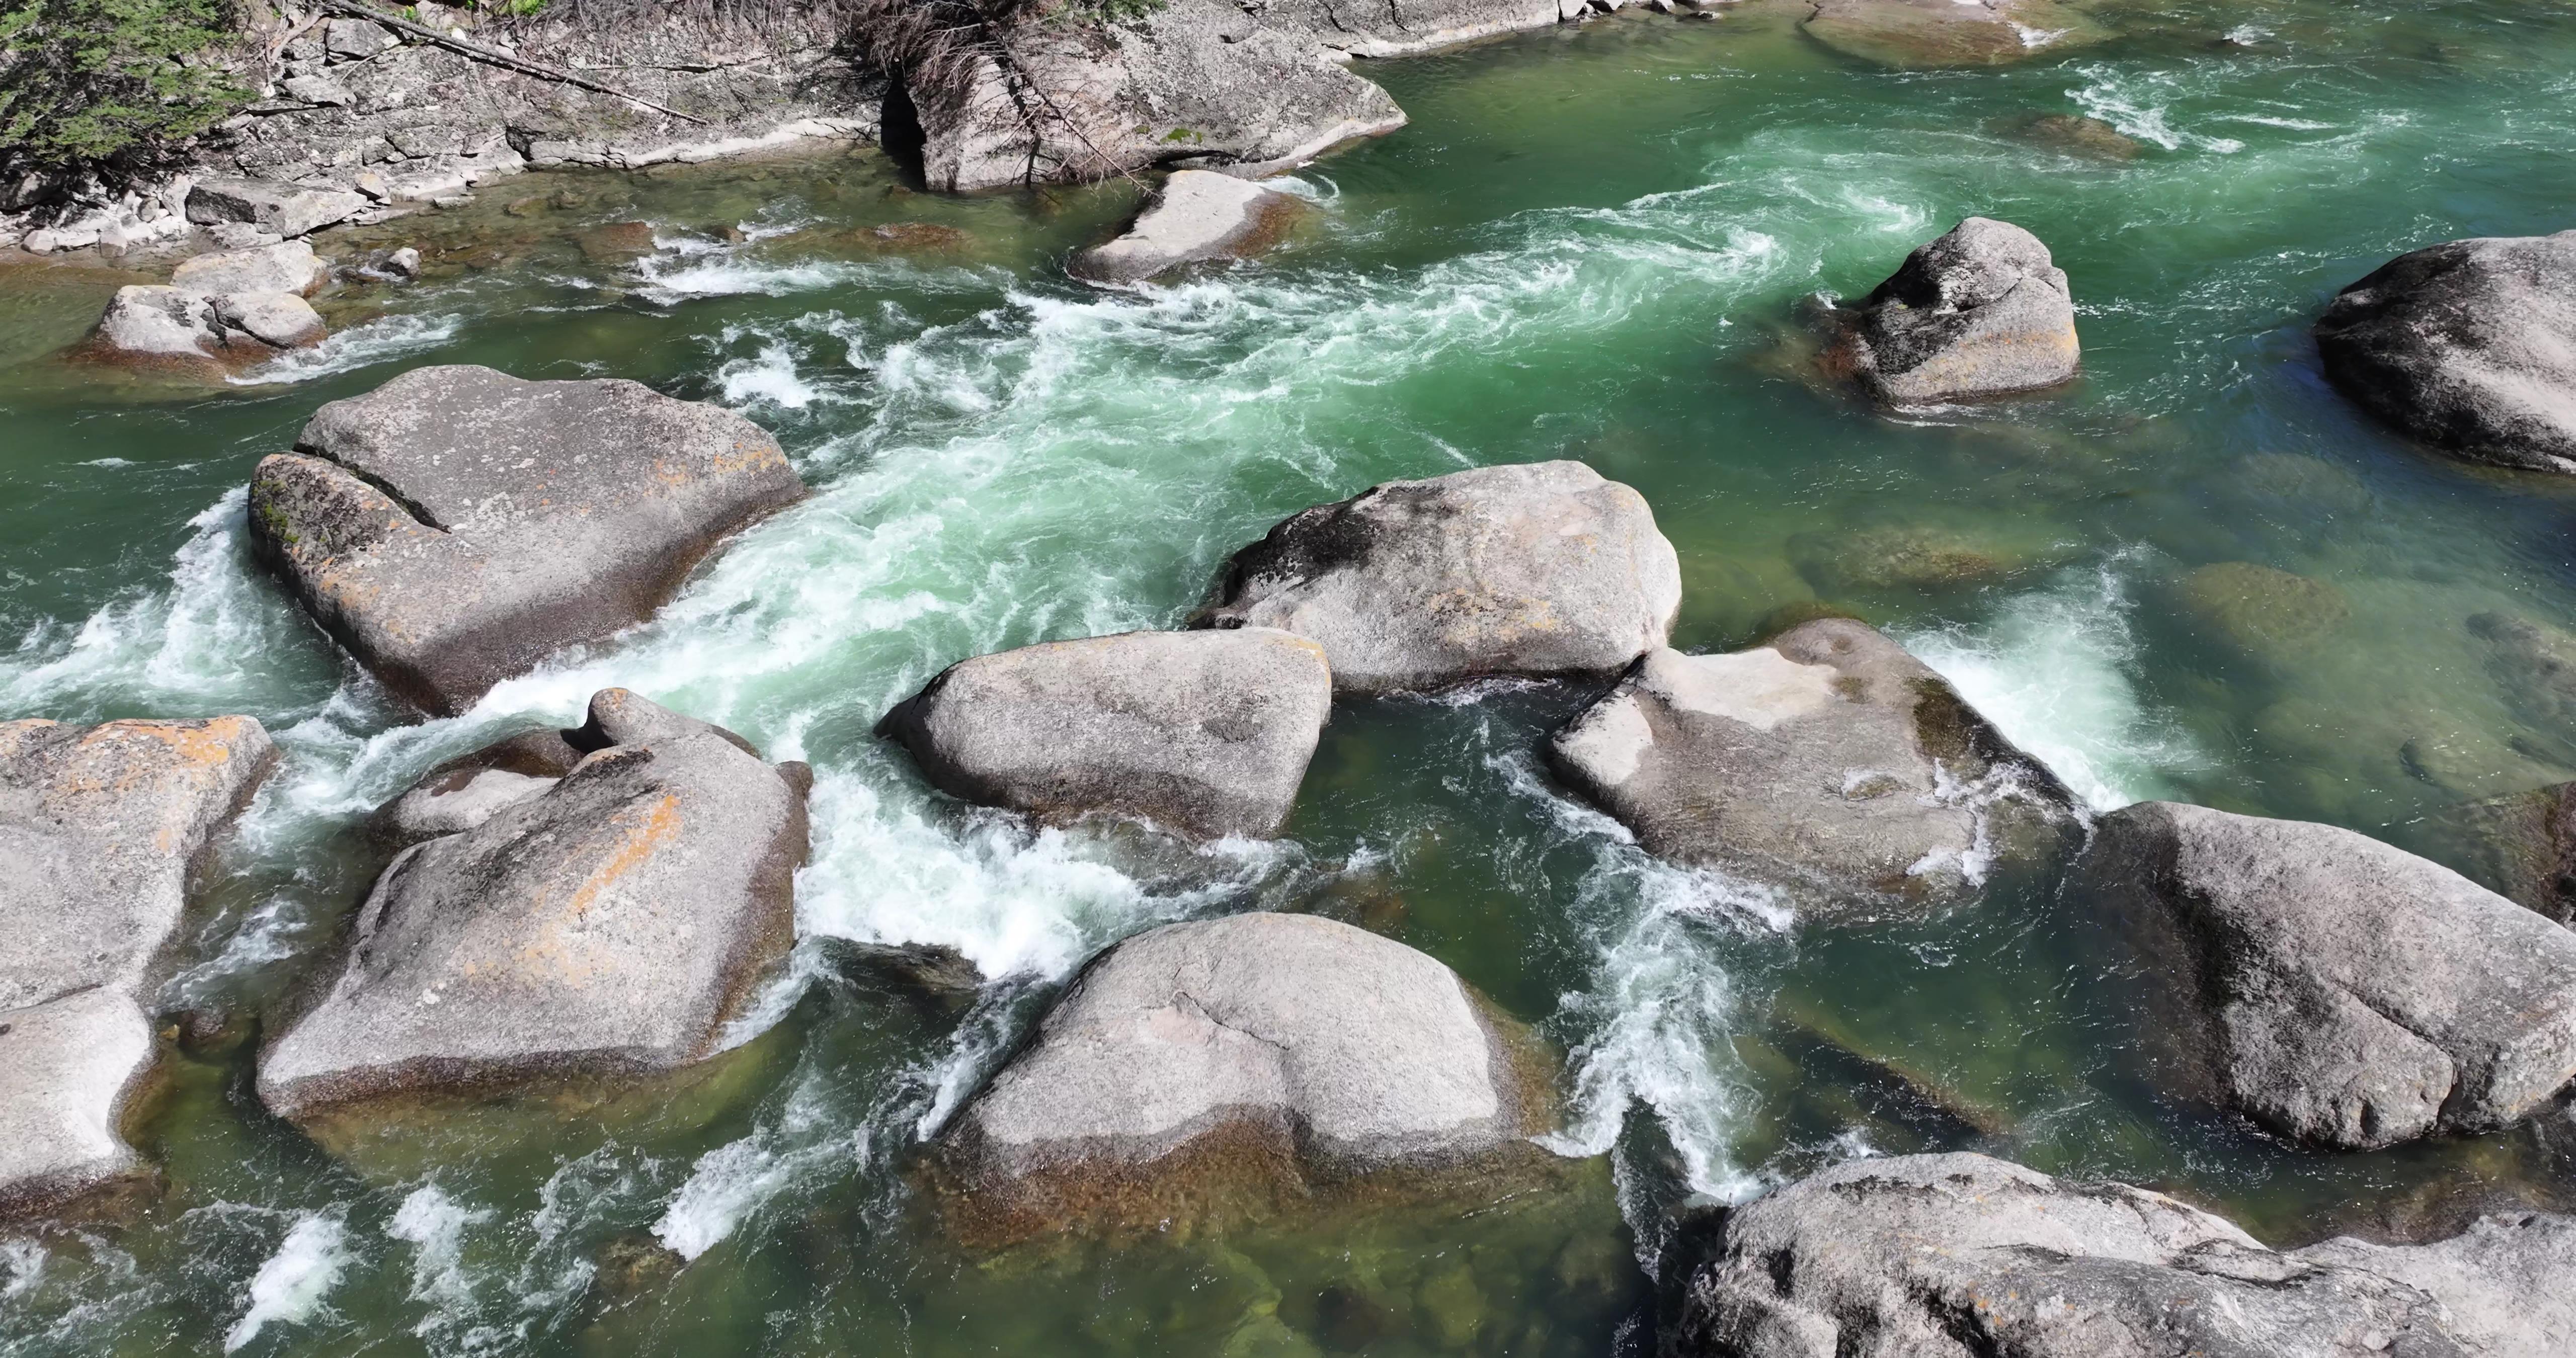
left=2314, top=231, right=2576, bottom=474
left=1193, top=460, right=1681, bottom=696
left=368, top=726, right=591, bottom=848
left=2084, top=802, right=2576, bottom=1149
left=78, top=282, right=325, bottom=378
left=0, top=989, right=158, bottom=1220
left=1550, top=619, right=2072, bottom=919
left=186, top=178, right=369, bottom=239
left=1069, top=170, right=1304, bottom=287
left=1673, top=1152, right=2572, bottom=1358
left=1256, top=0, right=1559, bottom=56
left=257, top=690, right=810, bottom=1125
left=0, top=715, right=277, bottom=1012
left=907, top=0, right=1406, bottom=192
left=1801, top=0, right=2106, bottom=68
left=247, top=365, right=806, bottom=715
left=1830, top=217, right=2080, bottom=403
left=940, top=912, right=1548, bottom=1241
left=880, top=628, right=1332, bottom=840
left=169, top=240, right=330, bottom=297
left=210, top=291, right=327, bottom=349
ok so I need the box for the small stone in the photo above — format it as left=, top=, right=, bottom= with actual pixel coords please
left=352, top=169, right=391, bottom=202
left=1070, top=171, right=1303, bottom=287
left=381, top=245, right=422, bottom=279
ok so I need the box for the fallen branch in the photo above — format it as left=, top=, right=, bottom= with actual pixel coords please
left=310, top=0, right=714, bottom=124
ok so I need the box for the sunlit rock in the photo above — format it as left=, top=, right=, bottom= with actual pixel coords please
left=936, top=913, right=1554, bottom=1243
left=1671, top=1152, right=2576, bottom=1358
left=2084, top=801, right=2576, bottom=1149
left=170, top=240, right=331, bottom=296
left=1826, top=216, right=2080, bottom=403
left=2316, top=230, right=2576, bottom=474
left=0, top=989, right=158, bottom=1220
left=1069, top=171, right=1305, bottom=287
left=1548, top=619, right=2073, bottom=918
left=1801, top=0, right=2108, bottom=68
left=1193, top=460, right=1681, bottom=696
left=257, top=690, right=810, bottom=1128
left=186, top=178, right=369, bottom=239
left=246, top=364, right=805, bottom=715
left=369, top=727, right=588, bottom=849
left=880, top=628, right=1333, bottom=840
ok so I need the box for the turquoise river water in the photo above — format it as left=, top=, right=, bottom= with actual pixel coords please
left=6, top=0, right=2576, bottom=1352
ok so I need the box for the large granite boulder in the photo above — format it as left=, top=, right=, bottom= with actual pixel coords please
left=77, top=285, right=325, bottom=378
left=247, top=365, right=805, bottom=715
left=1193, top=461, right=1681, bottom=696
left=185, top=178, right=369, bottom=239
left=2314, top=231, right=2576, bottom=474
left=258, top=691, right=810, bottom=1126
left=904, top=0, right=1405, bottom=192
left=939, top=912, right=1550, bottom=1241
left=880, top=628, right=1333, bottom=840
left=1258, top=0, right=1559, bottom=57
left=169, top=240, right=330, bottom=297
left=1828, top=217, right=2080, bottom=403
left=1069, top=170, right=1304, bottom=287
left=2084, top=802, right=2576, bottom=1149
left=1672, top=1152, right=2575, bottom=1358
left=0, top=716, right=278, bottom=1012
left=1549, top=619, right=2073, bottom=919
left=0, top=989, right=159, bottom=1220
left=1801, top=0, right=2107, bottom=68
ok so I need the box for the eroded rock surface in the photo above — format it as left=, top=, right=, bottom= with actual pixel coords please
left=369, top=727, right=589, bottom=849
left=169, top=240, right=331, bottom=296
left=1829, top=216, right=2079, bottom=403
left=0, top=990, right=159, bottom=1219
left=881, top=628, right=1332, bottom=840
left=2084, top=801, right=2576, bottom=1149
left=940, top=912, right=1548, bottom=1241
left=258, top=690, right=809, bottom=1126
left=1194, top=461, right=1680, bottom=696
left=247, top=365, right=804, bottom=715
left=2315, top=231, right=2576, bottom=473
left=1548, top=619, right=2072, bottom=918
left=186, top=179, right=369, bottom=239
left=1069, top=171, right=1303, bottom=286
left=1673, top=1152, right=2575, bottom=1358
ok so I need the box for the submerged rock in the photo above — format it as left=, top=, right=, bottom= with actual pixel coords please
left=1785, top=523, right=2031, bottom=595
left=1069, top=171, right=1304, bottom=287
left=2470, top=611, right=2576, bottom=763
left=1827, top=217, right=2079, bottom=403
left=2173, top=560, right=2350, bottom=658
left=572, top=220, right=658, bottom=265
left=2084, top=801, right=2576, bottom=1149
left=1671, top=1152, right=2576, bottom=1358
left=2419, top=781, right=2576, bottom=927
left=1801, top=0, right=2106, bottom=68
left=247, top=364, right=804, bottom=715
left=905, top=0, right=1406, bottom=192
left=938, top=912, right=1550, bottom=1242
left=2004, top=111, right=2144, bottom=160
left=1548, top=619, right=2072, bottom=918
left=880, top=628, right=1333, bottom=840
left=0, top=989, right=158, bottom=1219
left=2314, top=230, right=2576, bottom=473
left=258, top=690, right=810, bottom=1126
left=1193, top=461, right=1681, bottom=696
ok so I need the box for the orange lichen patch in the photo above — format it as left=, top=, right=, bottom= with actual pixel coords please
left=516, top=791, right=682, bottom=983
left=104, top=716, right=257, bottom=770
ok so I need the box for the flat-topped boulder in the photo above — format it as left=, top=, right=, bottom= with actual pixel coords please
left=186, top=178, right=369, bottom=239
left=1192, top=461, right=1680, bottom=696
left=258, top=690, right=810, bottom=1127
left=169, top=240, right=330, bottom=297
left=2084, top=801, right=2576, bottom=1149
left=939, top=912, right=1550, bottom=1242
left=2315, top=230, right=2576, bottom=474
left=247, top=365, right=805, bottom=715
left=1069, top=171, right=1304, bottom=287
left=0, top=715, right=277, bottom=1012
left=879, top=628, right=1332, bottom=840
left=0, top=989, right=159, bottom=1220
left=1801, top=0, right=2107, bottom=68
left=1549, top=619, right=2072, bottom=919
left=1260, top=0, right=1558, bottom=57
left=1673, top=1152, right=2576, bottom=1358
left=1827, top=217, right=2079, bottom=403
left=78, top=285, right=325, bottom=379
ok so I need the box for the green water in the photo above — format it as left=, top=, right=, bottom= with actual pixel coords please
left=8, top=0, right=2576, bottom=1351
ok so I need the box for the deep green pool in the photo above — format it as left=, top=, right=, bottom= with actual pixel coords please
left=6, top=1, right=2576, bottom=1352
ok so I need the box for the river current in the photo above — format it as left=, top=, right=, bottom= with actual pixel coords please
left=6, top=0, right=2576, bottom=1352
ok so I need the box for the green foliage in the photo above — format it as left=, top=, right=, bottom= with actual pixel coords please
left=1071, top=0, right=1162, bottom=22
left=0, top=0, right=250, bottom=180
left=474, top=0, right=548, bottom=18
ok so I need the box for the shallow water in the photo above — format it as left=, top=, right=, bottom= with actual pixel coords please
left=7, top=0, right=2576, bottom=1351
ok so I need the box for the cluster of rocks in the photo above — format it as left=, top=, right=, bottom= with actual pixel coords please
left=79, top=240, right=336, bottom=378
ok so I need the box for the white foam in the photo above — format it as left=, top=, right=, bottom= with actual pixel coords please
left=387, top=1184, right=490, bottom=1318
left=654, top=1090, right=868, bottom=1261
left=228, top=313, right=466, bottom=386
left=222, top=1211, right=350, bottom=1352
left=716, top=341, right=836, bottom=410
left=1, top=1239, right=43, bottom=1299
left=2066, top=66, right=2248, bottom=154
left=1900, top=557, right=2201, bottom=812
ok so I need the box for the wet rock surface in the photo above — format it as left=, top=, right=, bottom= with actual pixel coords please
left=938, top=912, right=1550, bottom=1242
left=1828, top=216, right=2080, bottom=403
left=1672, top=1152, right=2576, bottom=1358
left=1193, top=460, right=1680, bottom=696
left=881, top=628, right=1334, bottom=840
left=2315, top=230, right=2576, bottom=473
left=1070, top=171, right=1304, bottom=286
left=2084, top=801, right=2576, bottom=1149
left=1548, top=619, right=2073, bottom=918
left=258, top=690, right=810, bottom=1126
left=247, top=364, right=805, bottom=715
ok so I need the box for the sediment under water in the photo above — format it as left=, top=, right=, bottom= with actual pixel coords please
left=6, top=0, right=2576, bottom=1352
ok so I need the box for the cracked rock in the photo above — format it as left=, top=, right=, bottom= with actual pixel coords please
left=1827, top=216, right=2080, bottom=403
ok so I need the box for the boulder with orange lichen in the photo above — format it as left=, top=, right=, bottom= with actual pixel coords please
left=255, top=690, right=811, bottom=1131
